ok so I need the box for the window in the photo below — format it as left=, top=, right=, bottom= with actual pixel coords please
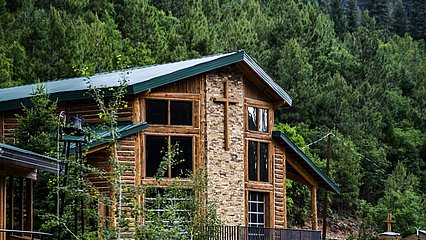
left=145, top=135, right=193, bottom=178
left=248, top=141, right=269, bottom=182
left=248, top=192, right=266, bottom=228
left=146, top=99, right=192, bottom=126
left=248, top=107, right=268, bottom=132
left=144, top=188, right=191, bottom=224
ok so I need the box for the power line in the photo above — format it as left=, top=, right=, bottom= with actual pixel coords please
left=303, top=131, right=386, bottom=172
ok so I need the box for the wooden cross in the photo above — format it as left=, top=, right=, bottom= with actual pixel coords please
left=384, top=213, right=396, bottom=232
left=214, top=79, right=238, bottom=151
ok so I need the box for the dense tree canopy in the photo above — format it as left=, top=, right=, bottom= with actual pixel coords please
left=1, top=0, right=425, bottom=237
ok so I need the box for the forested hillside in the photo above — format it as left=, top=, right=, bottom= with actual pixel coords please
left=0, top=0, right=425, bottom=238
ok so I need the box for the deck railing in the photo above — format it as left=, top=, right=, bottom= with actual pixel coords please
left=0, top=229, right=53, bottom=240
left=193, top=226, right=321, bottom=240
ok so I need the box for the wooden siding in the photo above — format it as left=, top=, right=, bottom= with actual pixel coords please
left=64, top=99, right=133, bottom=124
left=151, top=75, right=201, bottom=94
left=244, top=77, right=274, bottom=102
left=117, top=135, right=137, bottom=232
left=2, top=112, right=18, bottom=143
left=86, top=149, right=111, bottom=195
left=274, top=144, right=286, bottom=229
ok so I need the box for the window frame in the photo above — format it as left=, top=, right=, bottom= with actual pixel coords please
left=246, top=191, right=271, bottom=228
left=144, top=134, right=195, bottom=179
left=247, top=106, right=269, bottom=133
left=246, top=139, right=271, bottom=183
left=145, top=98, right=194, bottom=127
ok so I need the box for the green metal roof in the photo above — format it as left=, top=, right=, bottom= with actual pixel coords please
left=62, top=122, right=148, bottom=151
left=272, top=131, right=341, bottom=194
left=0, top=143, right=60, bottom=173
left=0, top=51, right=292, bottom=111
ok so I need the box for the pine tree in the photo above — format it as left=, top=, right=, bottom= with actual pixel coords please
left=408, top=0, right=426, bottom=41
left=365, top=0, right=391, bottom=30
left=14, top=84, right=57, bottom=154
left=328, top=0, right=347, bottom=38
left=346, top=0, right=361, bottom=32
left=392, top=0, right=407, bottom=36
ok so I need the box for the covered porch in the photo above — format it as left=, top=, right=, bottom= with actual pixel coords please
left=0, top=143, right=60, bottom=240
left=272, top=131, right=341, bottom=230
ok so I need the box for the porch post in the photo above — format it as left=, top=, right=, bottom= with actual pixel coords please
left=0, top=176, right=6, bottom=240
left=311, top=186, right=318, bottom=230
left=25, top=178, right=33, bottom=231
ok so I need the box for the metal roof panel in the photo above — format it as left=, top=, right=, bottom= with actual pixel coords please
left=0, top=51, right=292, bottom=111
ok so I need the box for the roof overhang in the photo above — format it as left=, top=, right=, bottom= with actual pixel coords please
left=0, top=51, right=292, bottom=112
left=0, top=143, right=60, bottom=174
left=272, top=131, right=341, bottom=194
left=61, top=122, right=148, bottom=152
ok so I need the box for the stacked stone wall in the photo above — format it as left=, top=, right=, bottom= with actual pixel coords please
left=204, top=66, right=245, bottom=226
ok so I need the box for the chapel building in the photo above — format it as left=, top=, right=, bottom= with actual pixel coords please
left=0, top=51, right=340, bottom=236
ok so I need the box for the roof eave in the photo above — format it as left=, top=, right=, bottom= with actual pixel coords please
left=242, top=52, right=292, bottom=106
left=0, top=143, right=60, bottom=173
left=130, top=51, right=246, bottom=94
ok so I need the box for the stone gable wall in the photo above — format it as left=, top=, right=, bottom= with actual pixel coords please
left=204, top=66, right=245, bottom=226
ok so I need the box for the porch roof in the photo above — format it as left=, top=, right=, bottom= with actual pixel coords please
left=61, top=121, right=148, bottom=151
left=0, top=143, right=60, bottom=174
left=0, top=51, right=292, bottom=111
left=272, top=131, right=341, bottom=194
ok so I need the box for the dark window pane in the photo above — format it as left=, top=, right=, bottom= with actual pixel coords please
left=146, top=136, right=168, bottom=177
left=259, top=108, right=268, bottom=132
left=248, top=141, right=257, bottom=181
left=260, top=142, right=268, bottom=182
left=248, top=192, right=266, bottom=228
left=146, top=100, right=168, bottom=124
left=171, top=136, right=193, bottom=177
left=258, top=214, right=265, bottom=223
left=250, top=213, right=257, bottom=224
left=248, top=107, right=257, bottom=131
left=170, top=101, right=192, bottom=125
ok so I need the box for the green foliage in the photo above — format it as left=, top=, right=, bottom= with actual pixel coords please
left=361, top=162, right=426, bottom=236
left=346, top=0, right=361, bottom=32
left=14, top=84, right=57, bottom=154
left=1, top=0, right=426, bottom=238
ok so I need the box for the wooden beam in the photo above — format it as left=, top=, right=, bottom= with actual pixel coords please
left=19, top=177, right=23, bottom=230
left=213, top=79, right=238, bottom=151
left=7, top=176, right=14, bottom=230
left=25, top=178, right=33, bottom=231
left=311, top=186, right=318, bottom=230
left=286, top=155, right=318, bottom=187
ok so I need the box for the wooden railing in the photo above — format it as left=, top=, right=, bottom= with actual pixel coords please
left=0, top=229, right=53, bottom=240
left=193, top=226, right=321, bottom=240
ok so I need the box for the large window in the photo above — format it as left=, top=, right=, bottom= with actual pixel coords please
left=248, top=141, right=269, bottom=182
left=145, top=135, right=193, bottom=178
left=248, top=107, right=268, bottom=132
left=146, top=99, right=192, bottom=126
left=248, top=192, right=266, bottom=228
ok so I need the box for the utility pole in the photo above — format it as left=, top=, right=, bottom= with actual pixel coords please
left=322, top=130, right=332, bottom=240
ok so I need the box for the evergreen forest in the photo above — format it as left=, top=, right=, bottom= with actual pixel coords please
left=0, top=0, right=425, bottom=238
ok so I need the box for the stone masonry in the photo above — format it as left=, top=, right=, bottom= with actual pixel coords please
left=204, top=66, right=245, bottom=226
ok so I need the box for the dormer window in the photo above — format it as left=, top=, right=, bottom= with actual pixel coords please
left=146, top=99, right=192, bottom=126
left=248, top=107, right=268, bottom=132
